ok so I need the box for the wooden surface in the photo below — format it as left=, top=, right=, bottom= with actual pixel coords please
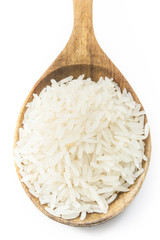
left=14, top=0, right=151, bottom=227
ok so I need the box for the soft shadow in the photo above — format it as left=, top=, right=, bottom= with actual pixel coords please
left=75, top=209, right=127, bottom=234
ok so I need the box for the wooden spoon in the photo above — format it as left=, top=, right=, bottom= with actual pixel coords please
left=14, top=0, right=151, bottom=226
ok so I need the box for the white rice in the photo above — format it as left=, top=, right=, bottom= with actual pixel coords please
left=14, top=75, right=149, bottom=220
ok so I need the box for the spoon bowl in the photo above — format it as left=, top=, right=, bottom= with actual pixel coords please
left=14, top=0, right=151, bottom=227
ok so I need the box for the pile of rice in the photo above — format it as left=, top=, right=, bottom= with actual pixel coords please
left=15, top=75, right=149, bottom=220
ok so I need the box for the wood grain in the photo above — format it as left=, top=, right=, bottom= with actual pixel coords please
left=14, top=0, right=151, bottom=226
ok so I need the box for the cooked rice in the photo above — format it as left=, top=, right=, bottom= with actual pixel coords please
left=14, top=75, right=149, bottom=220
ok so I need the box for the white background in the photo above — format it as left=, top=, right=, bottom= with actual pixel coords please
left=0, top=0, right=159, bottom=239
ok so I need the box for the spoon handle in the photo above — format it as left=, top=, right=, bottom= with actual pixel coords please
left=44, top=0, right=111, bottom=77
left=69, top=0, right=98, bottom=61
left=73, top=0, right=94, bottom=38
left=53, top=0, right=107, bottom=67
